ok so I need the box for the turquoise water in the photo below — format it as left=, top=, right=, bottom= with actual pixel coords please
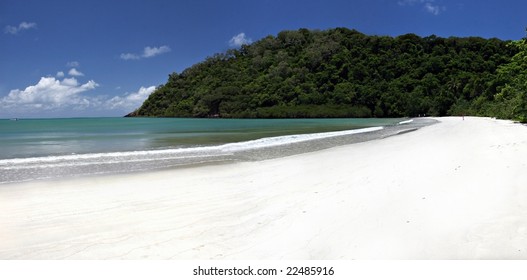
left=0, top=118, right=402, bottom=159
left=0, top=117, right=419, bottom=183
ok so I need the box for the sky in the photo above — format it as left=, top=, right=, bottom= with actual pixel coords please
left=1, top=0, right=526, bottom=118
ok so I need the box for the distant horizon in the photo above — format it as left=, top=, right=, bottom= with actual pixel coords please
left=2, top=0, right=526, bottom=118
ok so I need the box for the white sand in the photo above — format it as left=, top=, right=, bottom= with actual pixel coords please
left=1, top=117, right=527, bottom=260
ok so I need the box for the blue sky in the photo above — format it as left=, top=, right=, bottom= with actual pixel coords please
left=1, top=0, right=526, bottom=118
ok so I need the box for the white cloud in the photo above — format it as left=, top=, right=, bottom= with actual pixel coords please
left=424, top=2, right=444, bottom=15
left=4, top=21, right=37, bottom=34
left=120, top=53, right=141, bottom=60
left=143, top=46, right=171, bottom=58
left=105, top=86, right=155, bottom=110
left=398, top=0, right=445, bottom=15
left=0, top=77, right=99, bottom=111
left=229, top=33, right=252, bottom=47
left=120, top=45, right=171, bottom=60
left=0, top=75, right=155, bottom=116
left=67, top=61, right=80, bottom=67
left=68, top=68, right=84, bottom=76
left=19, top=22, right=36, bottom=30
left=0, top=63, right=160, bottom=117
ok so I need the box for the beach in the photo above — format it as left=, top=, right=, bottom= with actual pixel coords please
left=1, top=116, right=526, bottom=259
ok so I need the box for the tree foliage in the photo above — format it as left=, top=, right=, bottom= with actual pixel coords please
left=129, top=28, right=521, bottom=119
left=487, top=38, right=527, bottom=122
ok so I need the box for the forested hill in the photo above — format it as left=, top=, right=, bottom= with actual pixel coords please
left=128, top=28, right=527, bottom=121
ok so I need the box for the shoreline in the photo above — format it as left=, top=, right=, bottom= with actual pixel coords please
left=1, top=117, right=527, bottom=259
left=0, top=118, right=433, bottom=185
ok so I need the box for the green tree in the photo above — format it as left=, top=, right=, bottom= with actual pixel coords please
left=128, top=28, right=518, bottom=119
left=491, top=38, right=527, bottom=122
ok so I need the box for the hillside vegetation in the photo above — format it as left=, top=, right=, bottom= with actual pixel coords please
left=129, top=28, right=527, bottom=121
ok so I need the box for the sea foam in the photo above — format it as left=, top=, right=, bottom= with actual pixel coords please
left=398, top=119, right=414, bottom=125
left=0, top=126, right=383, bottom=169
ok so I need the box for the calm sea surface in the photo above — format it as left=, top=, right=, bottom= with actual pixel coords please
left=0, top=117, right=431, bottom=183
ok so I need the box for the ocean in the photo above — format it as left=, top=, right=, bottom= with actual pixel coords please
left=0, top=117, right=433, bottom=184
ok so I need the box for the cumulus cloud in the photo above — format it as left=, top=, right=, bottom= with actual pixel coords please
left=68, top=68, right=84, bottom=76
left=105, top=86, right=156, bottom=110
left=0, top=61, right=156, bottom=116
left=229, top=33, right=252, bottom=47
left=4, top=21, right=37, bottom=34
left=120, top=45, right=171, bottom=60
left=0, top=76, right=155, bottom=116
left=398, top=0, right=445, bottom=15
left=0, top=77, right=99, bottom=111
